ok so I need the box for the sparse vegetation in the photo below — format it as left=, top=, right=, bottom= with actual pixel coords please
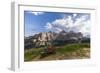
left=24, top=43, right=90, bottom=61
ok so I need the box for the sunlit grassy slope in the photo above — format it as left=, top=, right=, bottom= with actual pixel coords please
left=24, top=43, right=90, bottom=61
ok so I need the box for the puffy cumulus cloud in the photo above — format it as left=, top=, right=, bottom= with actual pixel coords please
left=28, top=11, right=44, bottom=16
left=45, top=16, right=74, bottom=33
left=45, top=14, right=90, bottom=36
left=45, top=22, right=63, bottom=33
left=45, top=22, right=52, bottom=29
left=79, top=20, right=90, bottom=36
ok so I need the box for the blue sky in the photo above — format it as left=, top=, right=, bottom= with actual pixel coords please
left=24, top=11, right=90, bottom=37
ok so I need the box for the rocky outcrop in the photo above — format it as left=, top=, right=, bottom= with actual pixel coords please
left=25, top=30, right=86, bottom=49
left=33, top=32, right=54, bottom=47
left=55, top=30, right=83, bottom=41
left=25, top=32, right=55, bottom=48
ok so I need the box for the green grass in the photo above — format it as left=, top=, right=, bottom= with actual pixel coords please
left=57, top=43, right=90, bottom=53
left=24, top=43, right=90, bottom=61
left=24, top=48, right=42, bottom=61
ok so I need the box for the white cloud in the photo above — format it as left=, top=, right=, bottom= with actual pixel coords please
left=73, top=13, right=77, bottom=17
left=28, top=11, right=44, bottom=16
left=45, top=14, right=90, bottom=36
left=79, top=20, right=90, bottom=36
left=45, top=22, right=52, bottom=29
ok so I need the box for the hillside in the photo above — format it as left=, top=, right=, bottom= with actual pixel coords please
left=24, top=43, right=90, bottom=61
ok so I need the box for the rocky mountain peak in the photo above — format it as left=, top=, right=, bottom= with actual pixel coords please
left=25, top=31, right=84, bottom=48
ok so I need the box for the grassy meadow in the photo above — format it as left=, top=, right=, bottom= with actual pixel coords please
left=24, top=43, right=90, bottom=61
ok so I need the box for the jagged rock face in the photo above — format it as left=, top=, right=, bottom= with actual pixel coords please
left=41, top=32, right=54, bottom=41
left=25, top=30, right=84, bottom=48
left=35, top=32, right=54, bottom=42
left=55, top=30, right=83, bottom=41
left=32, top=32, right=55, bottom=47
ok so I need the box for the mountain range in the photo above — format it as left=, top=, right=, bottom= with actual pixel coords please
left=24, top=30, right=90, bottom=49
